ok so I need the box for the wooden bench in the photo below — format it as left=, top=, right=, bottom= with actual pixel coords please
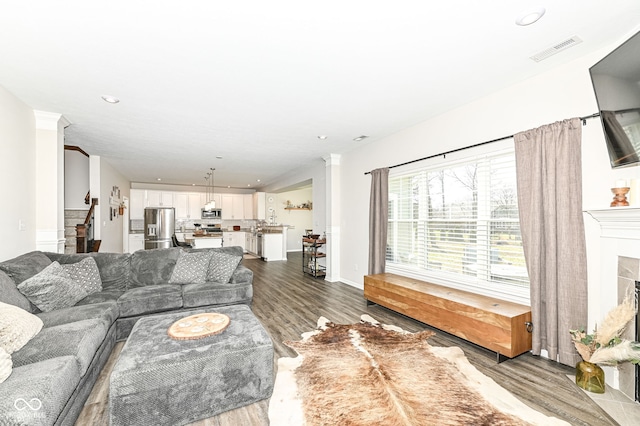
left=364, top=273, right=532, bottom=360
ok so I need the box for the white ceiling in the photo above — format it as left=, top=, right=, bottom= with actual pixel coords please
left=1, top=1, right=640, bottom=189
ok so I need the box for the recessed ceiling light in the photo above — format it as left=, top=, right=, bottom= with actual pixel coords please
left=353, top=135, right=369, bottom=141
left=156, top=178, right=162, bottom=181
left=257, top=179, right=261, bottom=182
left=515, top=7, right=546, bottom=26
left=318, top=135, right=328, bottom=140
left=247, top=184, right=251, bottom=187
left=101, top=95, right=120, bottom=104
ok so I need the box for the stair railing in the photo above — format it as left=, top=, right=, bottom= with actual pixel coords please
left=76, top=198, right=99, bottom=253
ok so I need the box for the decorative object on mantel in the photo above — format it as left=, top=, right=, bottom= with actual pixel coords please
left=570, top=294, right=640, bottom=393
left=611, top=187, right=630, bottom=207
left=167, top=312, right=230, bottom=340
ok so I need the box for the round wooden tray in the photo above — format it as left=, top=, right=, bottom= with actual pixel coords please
left=167, top=313, right=230, bottom=340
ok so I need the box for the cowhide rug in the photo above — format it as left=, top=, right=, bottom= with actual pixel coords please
left=268, top=315, right=570, bottom=426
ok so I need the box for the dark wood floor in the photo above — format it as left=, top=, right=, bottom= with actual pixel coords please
left=77, top=252, right=618, bottom=426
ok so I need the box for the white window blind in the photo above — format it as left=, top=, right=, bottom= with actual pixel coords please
left=386, top=149, right=529, bottom=303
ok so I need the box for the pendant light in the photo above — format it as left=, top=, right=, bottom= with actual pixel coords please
left=204, top=168, right=216, bottom=211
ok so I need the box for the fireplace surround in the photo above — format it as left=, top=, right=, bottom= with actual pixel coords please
left=585, top=207, right=640, bottom=403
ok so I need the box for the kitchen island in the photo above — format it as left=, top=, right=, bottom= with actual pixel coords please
left=191, top=234, right=223, bottom=249
left=260, top=226, right=287, bottom=261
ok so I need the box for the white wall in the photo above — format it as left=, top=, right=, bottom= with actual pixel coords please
left=337, top=33, right=640, bottom=330
left=100, top=158, right=130, bottom=253
left=0, top=85, right=36, bottom=260
left=65, top=149, right=90, bottom=209
left=272, top=187, right=313, bottom=251
left=90, top=156, right=130, bottom=253
left=261, top=159, right=327, bottom=237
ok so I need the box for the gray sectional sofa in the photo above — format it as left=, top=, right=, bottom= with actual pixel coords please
left=0, top=246, right=253, bottom=426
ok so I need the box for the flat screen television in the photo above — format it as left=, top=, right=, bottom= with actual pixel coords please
left=589, top=30, right=640, bottom=168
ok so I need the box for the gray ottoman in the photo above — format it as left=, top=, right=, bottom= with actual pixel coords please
left=109, top=305, right=274, bottom=426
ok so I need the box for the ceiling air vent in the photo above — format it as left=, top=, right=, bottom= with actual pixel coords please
left=530, top=36, right=583, bottom=62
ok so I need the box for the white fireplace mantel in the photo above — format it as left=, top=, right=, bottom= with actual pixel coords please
left=585, top=207, right=640, bottom=239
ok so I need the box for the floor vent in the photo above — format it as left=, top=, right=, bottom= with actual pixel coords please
left=530, top=36, right=583, bottom=62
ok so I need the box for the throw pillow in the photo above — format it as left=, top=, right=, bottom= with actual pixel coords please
left=0, top=251, right=52, bottom=285
left=17, top=262, right=89, bottom=312
left=0, top=347, right=11, bottom=383
left=61, top=257, right=103, bottom=295
left=169, top=250, right=214, bottom=285
left=0, top=301, right=44, bottom=354
left=207, top=251, right=242, bottom=283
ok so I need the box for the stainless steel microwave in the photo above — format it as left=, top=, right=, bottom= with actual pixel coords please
left=201, top=208, right=222, bottom=219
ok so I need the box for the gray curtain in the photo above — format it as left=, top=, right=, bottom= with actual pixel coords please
left=514, top=118, right=587, bottom=366
left=368, top=168, right=389, bottom=275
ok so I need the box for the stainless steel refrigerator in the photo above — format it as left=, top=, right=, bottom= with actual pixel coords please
left=144, top=207, right=175, bottom=250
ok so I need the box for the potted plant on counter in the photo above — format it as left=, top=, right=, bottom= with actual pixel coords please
left=570, top=294, right=640, bottom=393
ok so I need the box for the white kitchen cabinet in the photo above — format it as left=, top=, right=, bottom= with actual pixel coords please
left=221, top=194, right=245, bottom=220
left=174, top=192, right=205, bottom=220
left=253, top=192, right=266, bottom=220
left=130, top=189, right=146, bottom=220
left=243, top=194, right=254, bottom=219
left=189, top=193, right=205, bottom=219
left=146, top=190, right=173, bottom=207
left=173, top=193, right=189, bottom=219
left=210, top=194, right=222, bottom=209
left=223, top=231, right=246, bottom=251
left=192, top=237, right=223, bottom=249
left=245, top=232, right=252, bottom=253
left=245, top=233, right=258, bottom=255
left=128, top=234, right=144, bottom=253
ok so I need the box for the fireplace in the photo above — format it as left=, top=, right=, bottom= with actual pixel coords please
left=615, top=257, right=640, bottom=403
left=636, top=280, right=639, bottom=403
left=585, top=207, right=640, bottom=403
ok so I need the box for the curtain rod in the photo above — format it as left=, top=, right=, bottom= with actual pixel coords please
left=364, top=112, right=600, bottom=175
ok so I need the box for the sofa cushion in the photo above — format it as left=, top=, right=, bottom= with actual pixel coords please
left=117, top=284, right=183, bottom=317
left=47, top=252, right=131, bottom=292
left=0, top=301, right=43, bottom=354
left=169, top=249, right=213, bottom=285
left=230, top=264, right=254, bottom=284
left=0, top=347, right=11, bottom=384
left=61, top=257, right=103, bottom=294
left=76, top=289, right=124, bottom=306
left=0, top=356, right=81, bottom=425
left=17, top=262, right=89, bottom=312
left=129, top=248, right=180, bottom=288
left=37, top=301, right=119, bottom=328
left=12, top=318, right=109, bottom=376
left=182, top=281, right=253, bottom=308
left=206, top=251, right=242, bottom=284
left=0, top=251, right=52, bottom=285
left=0, top=269, right=32, bottom=312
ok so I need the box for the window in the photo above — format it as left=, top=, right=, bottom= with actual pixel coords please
left=386, top=149, right=529, bottom=303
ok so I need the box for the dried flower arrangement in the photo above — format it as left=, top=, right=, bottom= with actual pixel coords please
left=570, top=294, right=640, bottom=365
